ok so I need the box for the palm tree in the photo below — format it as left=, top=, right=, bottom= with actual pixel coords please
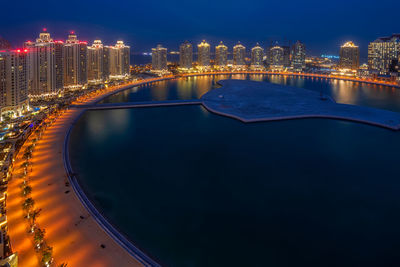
left=34, top=228, right=45, bottom=249
left=22, top=197, right=35, bottom=214
left=21, top=161, right=30, bottom=169
left=29, top=208, right=41, bottom=231
left=22, top=185, right=32, bottom=197
left=23, top=151, right=32, bottom=160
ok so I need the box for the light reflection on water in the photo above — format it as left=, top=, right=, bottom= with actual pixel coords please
left=100, top=74, right=400, bottom=112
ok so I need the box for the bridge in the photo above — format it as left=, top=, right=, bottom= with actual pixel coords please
left=71, top=99, right=203, bottom=110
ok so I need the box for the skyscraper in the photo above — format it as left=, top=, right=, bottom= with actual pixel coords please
left=0, top=50, right=29, bottom=117
left=24, top=30, right=59, bottom=97
left=291, top=41, right=306, bottom=72
left=215, top=41, right=228, bottom=67
left=233, top=42, right=246, bottom=66
left=197, top=40, right=210, bottom=67
left=88, top=40, right=104, bottom=83
left=179, top=41, right=193, bottom=69
left=54, top=41, right=64, bottom=90
left=115, top=41, right=130, bottom=77
left=368, top=34, right=400, bottom=74
left=152, top=44, right=168, bottom=70
left=63, top=32, right=87, bottom=89
left=339, top=41, right=359, bottom=70
left=268, top=43, right=290, bottom=70
left=269, top=45, right=284, bottom=70
left=108, top=41, right=130, bottom=79
left=251, top=43, right=264, bottom=67
left=103, top=46, right=110, bottom=81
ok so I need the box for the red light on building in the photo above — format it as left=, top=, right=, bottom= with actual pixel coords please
left=24, top=49, right=28, bottom=53
left=43, top=28, right=47, bottom=32
left=70, top=30, right=75, bottom=34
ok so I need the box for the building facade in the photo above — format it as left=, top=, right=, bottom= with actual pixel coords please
left=215, top=41, right=228, bottom=67
left=251, top=43, right=264, bottom=67
left=87, top=40, right=104, bottom=83
left=108, top=41, right=130, bottom=79
left=24, top=31, right=59, bottom=97
left=152, top=44, right=168, bottom=70
left=0, top=50, right=29, bottom=118
left=179, top=41, right=193, bottom=69
left=197, top=40, right=210, bottom=67
left=291, top=41, right=306, bottom=72
left=339, top=41, right=359, bottom=70
left=368, top=34, right=400, bottom=74
left=233, top=42, right=246, bottom=66
left=268, top=44, right=290, bottom=70
left=63, top=33, right=87, bottom=89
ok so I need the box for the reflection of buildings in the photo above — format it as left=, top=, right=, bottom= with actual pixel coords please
left=152, top=44, right=168, bottom=70
left=197, top=40, right=210, bottom=67
left=215, top=41, right=228, bottom=67
left=0, top=49, right=29, bottom=118
left=339, top=41, right=359, bottom=70
left=251, top=43, right=264, bottom=67
left=179, top=41, right=193, bottom=69
left=368, top=34, right=400, bottom=74
left=291, top=41, right=306, bottom=72
left=233, top=42, right=246, bottom=66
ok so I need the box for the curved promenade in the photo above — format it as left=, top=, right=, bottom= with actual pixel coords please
left=6, top=72, right=400, bottom=267
left=6, top=78, right=174, bottom=267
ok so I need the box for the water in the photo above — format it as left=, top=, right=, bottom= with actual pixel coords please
left=70, top=76, right=400, bottom=267
left=100, top=74, right=400, bottom=112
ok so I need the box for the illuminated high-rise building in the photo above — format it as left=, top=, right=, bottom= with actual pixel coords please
left=233, top=42, right=246, bottom=66
left=339, top=41, right=359, bottom=70
left=197, top=40, right=210, bottom=67
left=24, top=30, right=60, bottom=97
left=88, top=40, right=104, bottom=83
left=115, top=41, right=130, bottom=76
left=108, top=41, right=130, bottom=79
left=215, top=41, right=228, bottom=67
left=54, top=41, right=64, bottom=90
left=103, top=46, right=110, bottom=80
left=291, top=41, right=306, bottom=72
left=269, top=45, right=284, bottom=70
left=179, top=41, right=193, bottom=69
left=268, top=43, right=291, bottom=70
left=63, top=32, right=87, bottom=88
left=368, top=34, right=400, bottom=74
left=0, top=49, right=29, bottom=117
left=152, top=44, right=168, bottom=70
left=251, top=43, right=264, bottom=67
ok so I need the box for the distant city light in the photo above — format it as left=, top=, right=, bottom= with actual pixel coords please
left=321, top=54, right=339, bottom=59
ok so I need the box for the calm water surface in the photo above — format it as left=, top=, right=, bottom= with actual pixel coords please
left=71, top=76, right=400, bottom=267
left=100, top=74, right=400, bottom=112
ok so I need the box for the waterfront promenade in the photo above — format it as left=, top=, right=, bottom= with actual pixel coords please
left=5, top=80, right=172, bottom=266
left=5, top=72, right=400, bottom=267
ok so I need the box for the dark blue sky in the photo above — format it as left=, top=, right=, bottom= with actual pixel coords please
left=1, top=0, right=399, bottom=59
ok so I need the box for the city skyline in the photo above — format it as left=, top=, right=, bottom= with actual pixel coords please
left=1, top=0, right=400, bottom=56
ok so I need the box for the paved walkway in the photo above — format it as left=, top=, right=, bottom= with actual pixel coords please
left=7, top=85, right=147, bottom=266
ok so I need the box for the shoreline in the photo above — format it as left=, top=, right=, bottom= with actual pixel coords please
left=7, top=72, right=400, bottom=266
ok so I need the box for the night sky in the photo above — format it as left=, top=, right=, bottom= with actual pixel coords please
left=1, top=0, right=399, bottom=58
